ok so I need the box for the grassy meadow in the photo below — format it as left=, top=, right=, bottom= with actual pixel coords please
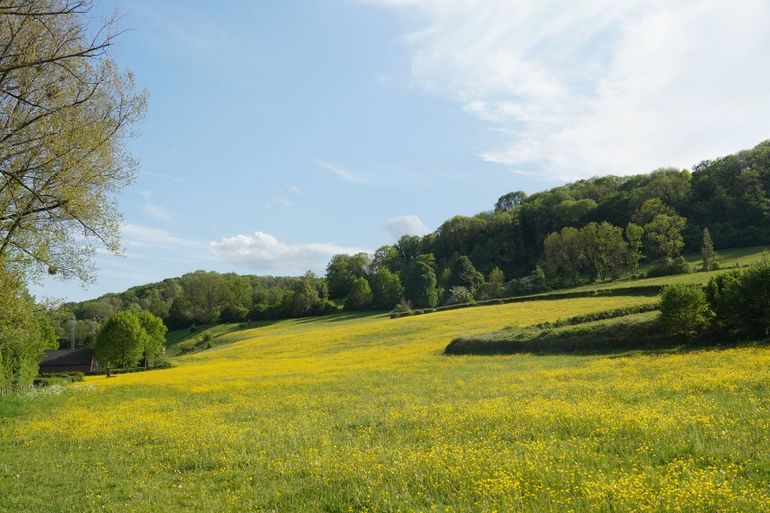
left=3, top=291, right=770, bottom=512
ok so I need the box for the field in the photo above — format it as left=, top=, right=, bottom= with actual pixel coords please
left=3, top=293, right=770, bottom=512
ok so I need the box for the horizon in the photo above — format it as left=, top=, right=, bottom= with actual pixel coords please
left=37, top=0, right=770, bottom=303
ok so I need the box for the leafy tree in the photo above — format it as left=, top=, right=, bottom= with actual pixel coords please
left=370, top=268, right=403, bottom=310
left=183, top=271, right=226, bottom=323
left=95, top=311, right=147, bottom=369
left=644, top=214, right=686, bottom=259
left=326, top=253, right=370, bottom=299
left=542, top=227, right=585, bottom=286
left=135, top=310, right=167, bottom=368
left=658, top=284, right=710, bottom=340
left=580, top=222, right=629, bottom=280
left=344, top=277, right=373, bottom=310
left=625, top=223, right=644, bottom=271
left=0, top=271, right=57, bottom=392
left=445, top=286, right=475, bottom=305
left=288, top=271, right=322, bottom=317
left=486, top=267, right=506, bottom=298
left=495, top=191, right=527, bottom=212
left=0, top=2, right=146, bottom=281
left=631, top=198, right=675, bottom=225
left=369, top=245, right=400, bottom=274
left=701, top=227, right=716, bottom=271
left=403, top=260, right=438, bottom=308
left=449, top=255, right=484, bottom=293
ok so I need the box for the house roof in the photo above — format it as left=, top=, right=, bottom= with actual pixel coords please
left=40, top=349, right=95, bottom=366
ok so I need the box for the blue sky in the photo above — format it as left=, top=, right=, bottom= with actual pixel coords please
left=38, top=0, right=770, bottom=302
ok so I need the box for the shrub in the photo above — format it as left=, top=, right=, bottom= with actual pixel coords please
left=706, top=259, right=770, bottom=338
left=647, top=256, right=692, bottom=278
left=444, top=286, right=475, bottom=306
left=658, top=284, right=710, bottom=340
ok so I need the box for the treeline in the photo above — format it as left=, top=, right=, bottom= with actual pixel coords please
left=57, top=140, right=770, bottom=333
left=51, top=271, right=336, bottom=342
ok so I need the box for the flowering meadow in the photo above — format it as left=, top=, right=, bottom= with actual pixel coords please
left=2, top=294, right=770, bottom=512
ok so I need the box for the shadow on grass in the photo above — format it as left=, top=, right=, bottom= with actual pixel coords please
left=445, top=317, right=769, bottom=357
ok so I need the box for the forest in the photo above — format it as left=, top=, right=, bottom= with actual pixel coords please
left=50, top=140, right=770, bottom=343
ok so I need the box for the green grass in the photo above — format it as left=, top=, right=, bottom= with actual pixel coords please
left=3, top=294, right=770, bottom=512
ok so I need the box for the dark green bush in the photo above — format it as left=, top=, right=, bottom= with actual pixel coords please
left=658, top=284, right=710, bottom=339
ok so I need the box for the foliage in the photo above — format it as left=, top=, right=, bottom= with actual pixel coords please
left=0, top=272, right=57, bottom=393
left=135, top=310, right=167, bottom=367
left=94, top=311, right=147, bottom=369
left=702, top=227, right=716, bottom=271
left=705, top=259, right=770, bottom=337
left=369, top=268, right=403, bottom=310
left=644, top=214, right=687, bottom=259
left=0, top=1, right=146, bottom=282
left=326, top=253, right=370, bottom=299
left=646, top=256, right=692, bottom=278
left=485, top=267, right=506, bottom=298
left=658, top=284, right=710, bottom=339
left=344, top=277, right=373, bottom=311
left=448, top=255, right=484, bottom=293
left=403, top=259, right=438, bottom=308
left=444, top=286, right=475, bottom=306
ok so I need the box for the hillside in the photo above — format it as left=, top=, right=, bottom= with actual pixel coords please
left=3, top=291, right=770, bottom=512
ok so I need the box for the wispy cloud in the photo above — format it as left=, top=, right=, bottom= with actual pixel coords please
left=140, top=191, right=174, bottom=222
left=382, top=215, right=431, bottom=240
left=316, top=160, right=382, bottom=184
left=140, top=171, right=184, bottom=183
left=210, top=231, right=370, bottom=273
left=367, top=0, right=770, bottom=179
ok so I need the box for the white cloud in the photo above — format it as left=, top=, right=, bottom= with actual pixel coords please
left=140, top=191, right=173, bottom=222
left=382, top=215, right=431, bottom=240
left=209, top=231, right=370, bottom=273
left=367, top=0, right=770, bottom=179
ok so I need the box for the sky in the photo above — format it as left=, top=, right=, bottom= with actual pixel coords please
left=37, top=0, right=770, bottom=302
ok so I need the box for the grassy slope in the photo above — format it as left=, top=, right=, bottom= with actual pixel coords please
left=2, top=293, right=770, bottom=512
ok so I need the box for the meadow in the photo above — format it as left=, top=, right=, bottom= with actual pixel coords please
left=2, top=293, right=770, bottom=512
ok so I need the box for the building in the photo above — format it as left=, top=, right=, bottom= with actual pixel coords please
left=38, top=349, right=98, bottom=374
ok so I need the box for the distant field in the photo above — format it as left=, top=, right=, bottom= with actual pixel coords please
left=3, top=292, right=770, bottom=512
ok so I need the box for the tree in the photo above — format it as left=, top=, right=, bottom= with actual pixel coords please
left=542, top=227, right=585, bottom=286
left=135, top=310, right=167, bottom=368
left=495, top=191, right=527, bottom=212
left=370, top=268, right=403, bottom=310
left=344, top=277, right=373, bottom=310
left=625, top=223, right=644, bottom=271
left=0, top=271, right=57, bottom=392
left=449, top=255, right=484, bottom=293
left=182, top=271, right=226, bottom=323
left=445, top=286, right=475, bottom=305
left=288, top=271, right=322, bottom=317
left=701, top=227, right=716, bottom=271
left=95, top=311, right=146, bottom=369
left=403, top=260, right=438, bottom=308
left=580, top=222, right=629, bottom=280
left=658, top=284, right=710, bottom=340
left=326, top=253, right=370, bottom=299
left=644, top=214, right=686, bottom=259
left=0, top=2, right=146, bottom=281
left=486, top=267, right=505, bottom=298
